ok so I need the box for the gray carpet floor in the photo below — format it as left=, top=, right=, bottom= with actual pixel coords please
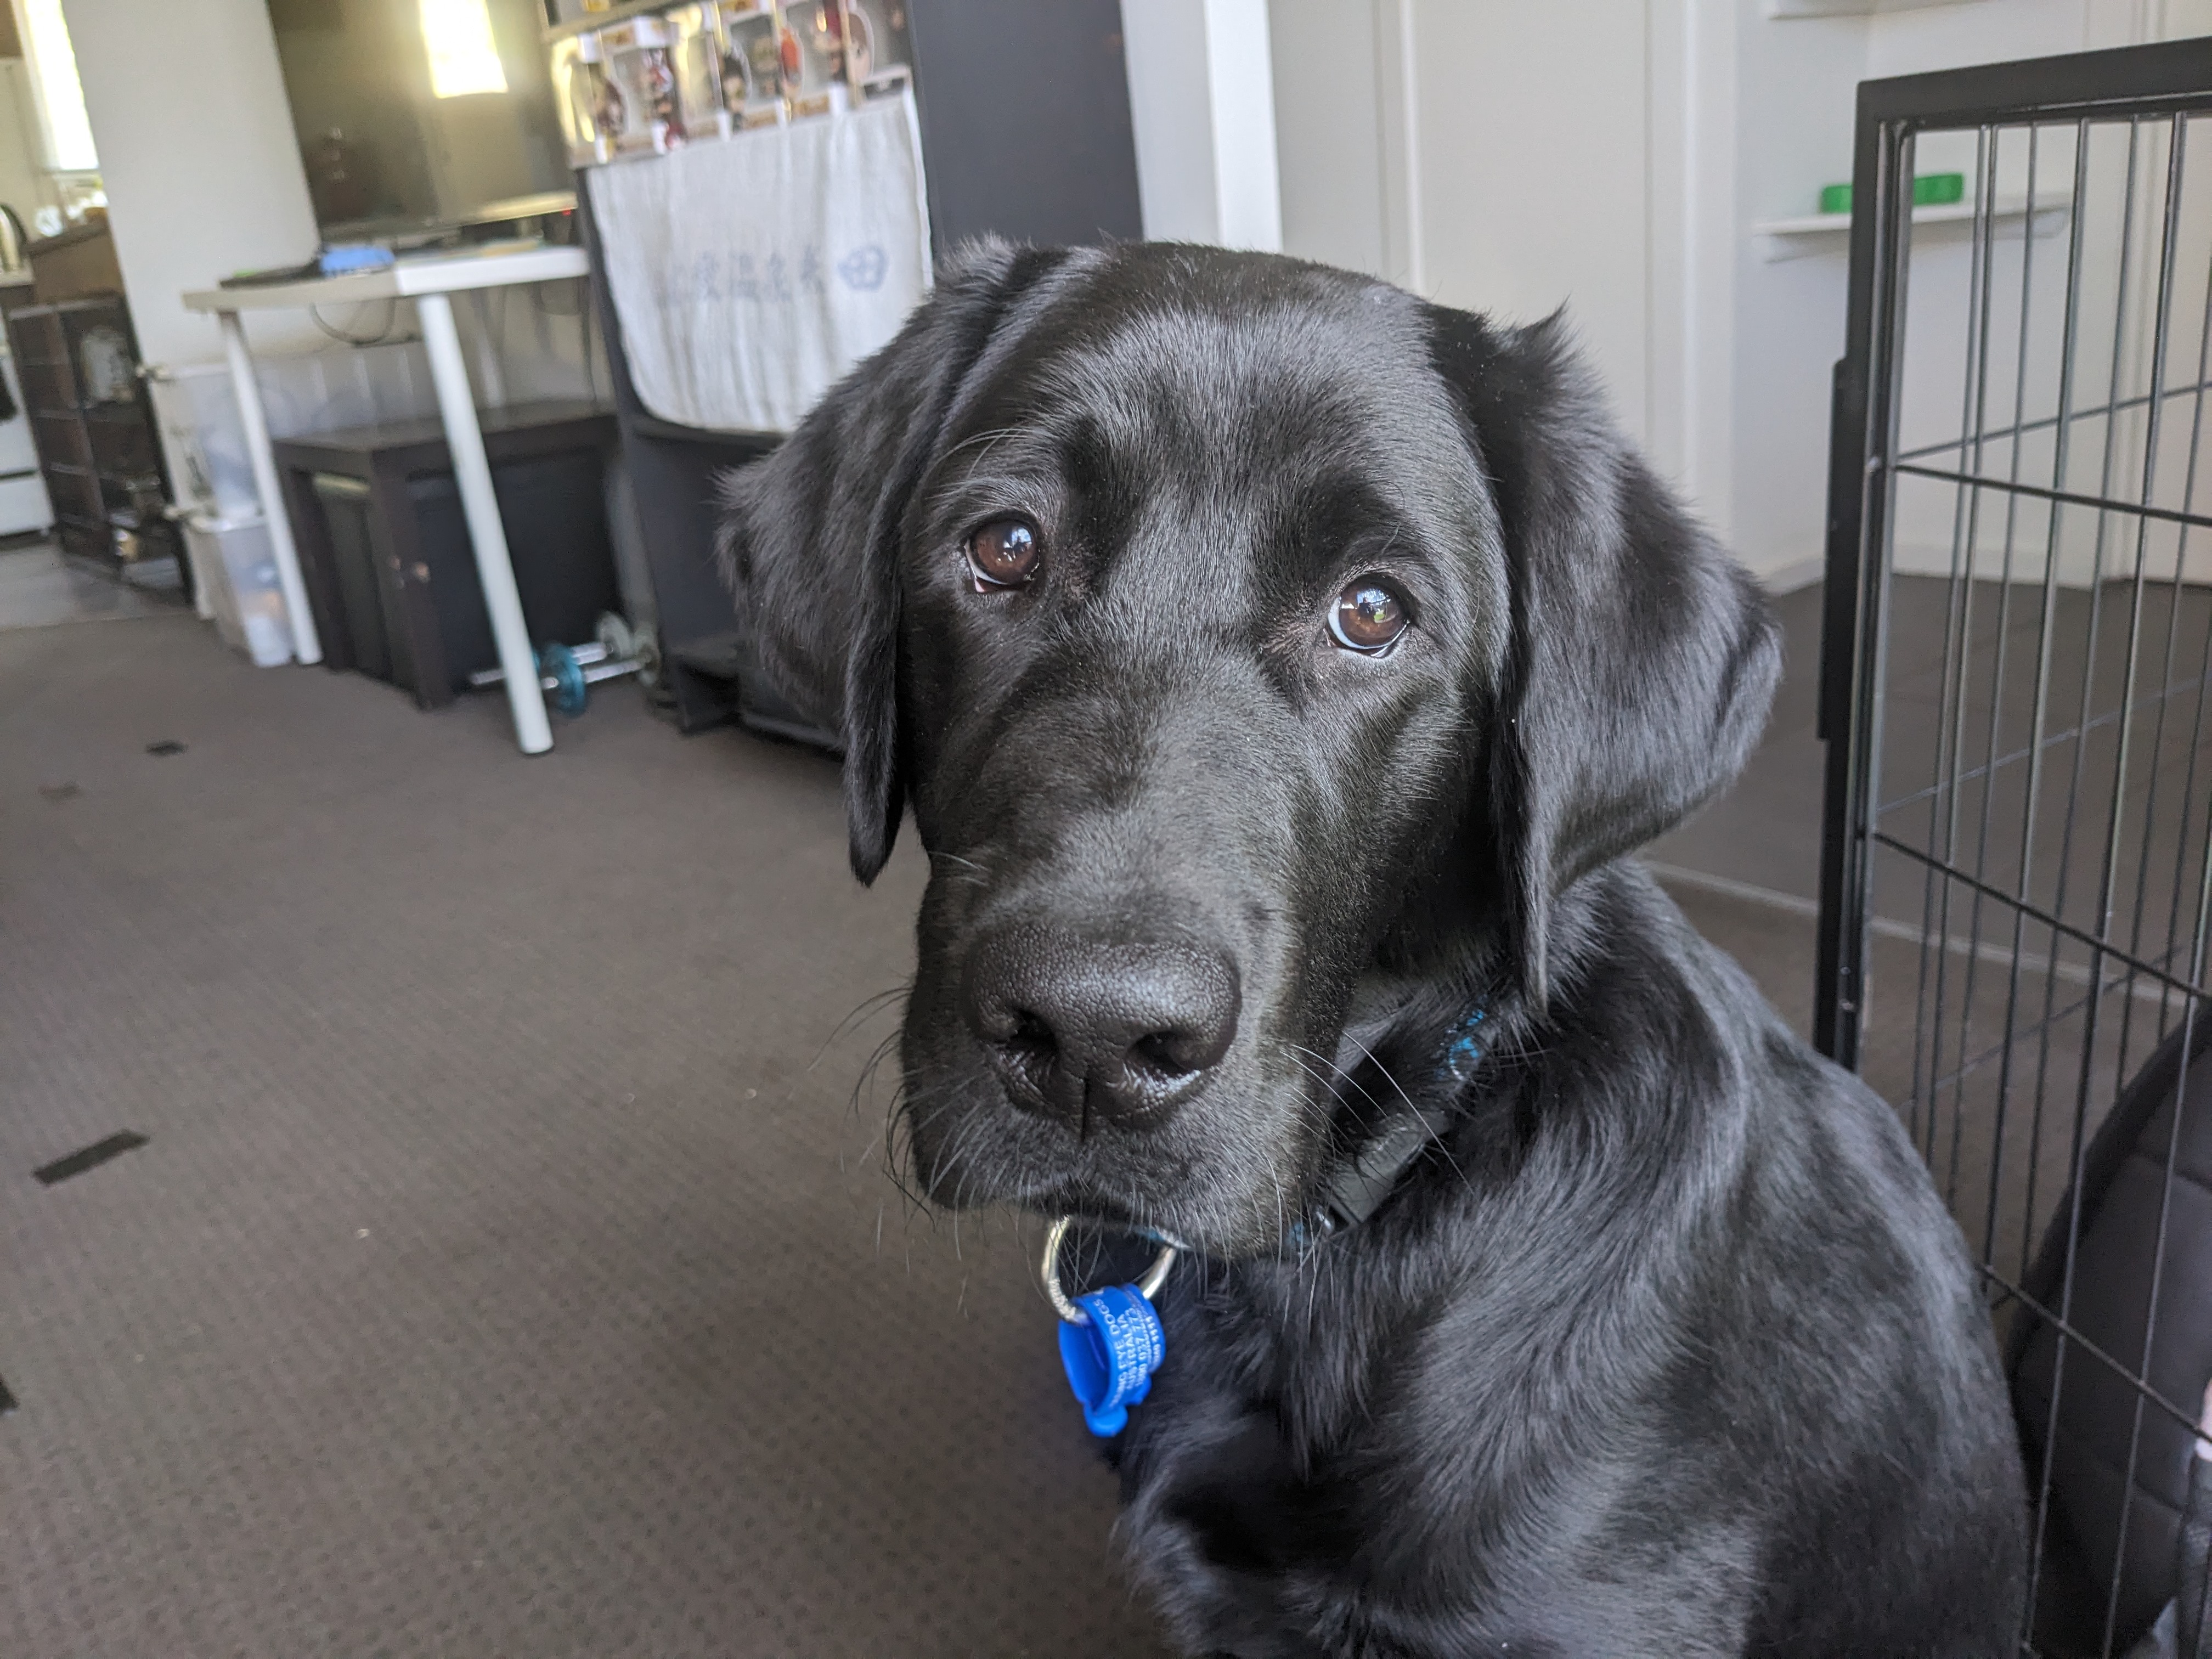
left=0, top=613, right=1177, bottom=1658
left=0, top=597, right=1906, bottom=1657
left=0, top=544, right=186, bottom=631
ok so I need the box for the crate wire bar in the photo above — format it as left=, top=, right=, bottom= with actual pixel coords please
left=1817, top=40, right=2212, bottom=1658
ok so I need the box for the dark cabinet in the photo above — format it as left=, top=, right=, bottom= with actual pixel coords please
left=272, top=399, right=622, bottom=707
left=5, top=296, right=179, bottom=572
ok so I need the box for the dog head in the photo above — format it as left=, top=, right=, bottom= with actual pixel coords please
left=719, top=242, right=1778, bottom=1256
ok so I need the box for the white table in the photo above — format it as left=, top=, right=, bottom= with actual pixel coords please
left=184, top=245, right=592, bottom=755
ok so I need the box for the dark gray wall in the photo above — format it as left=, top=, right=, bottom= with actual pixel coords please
left=906, top=0, right=1143, bottom=249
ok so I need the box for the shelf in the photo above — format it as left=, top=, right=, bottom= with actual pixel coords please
left=1752, top=199, right=2069, bottom=262
left=1767, top=0, right=1980, bottom=15
left=541, top=0, right=678, bottom=43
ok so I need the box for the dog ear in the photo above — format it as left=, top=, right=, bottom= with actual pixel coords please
left=718, top=239, right=1067, bottom=883
left=1426, top=306, right=1780, bottom=1003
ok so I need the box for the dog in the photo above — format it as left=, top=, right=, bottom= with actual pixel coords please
left=716, top=240, right=2028, bottom=1657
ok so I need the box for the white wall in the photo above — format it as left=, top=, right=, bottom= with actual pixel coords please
left=1727, top=0, right=1868, bottom=587
left=1121, top=0, right=1284, bottom=250
left=58, top=0, right=324, bottom=365
left=1407, top=0, right=1657, bottom=442
left=0, top=58, right=61, bottom=232
left=1269, top=0, right=1726, bottom=517
left=1731, top=0, right=2207, bottom=589
left=1267, top=0, right=1385, bottom=276
left=1268, top=0, right=2212, bottom=587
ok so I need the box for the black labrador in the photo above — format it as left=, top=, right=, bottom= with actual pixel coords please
left=717, top=241, right=2027, bottom=1657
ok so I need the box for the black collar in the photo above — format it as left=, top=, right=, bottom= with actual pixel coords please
left=1280, top=1003, right=1490, bottom=1255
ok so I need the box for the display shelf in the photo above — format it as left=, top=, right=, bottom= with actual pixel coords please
left=541, top=0, right=676, bottom=43
left=1752, top=199, right=2068, bottom=261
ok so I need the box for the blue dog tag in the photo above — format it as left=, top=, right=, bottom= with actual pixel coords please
left=1057, top=1283, right=1167, bottom=1436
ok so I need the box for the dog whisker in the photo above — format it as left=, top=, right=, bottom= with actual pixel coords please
left=1283, top=1048, right=1350, bottom=1110
left=817, top=981, right=912, bottom=1071
left=1334, top=1028, right=1420, bottom=1119
left=926, top=849, right=992, bottom=874
left=1290, top=1041, right=1391, bottom=1119
left=938, top=423, right=1022, bottom=467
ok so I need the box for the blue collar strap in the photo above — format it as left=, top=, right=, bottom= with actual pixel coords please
left=1046, top=1003, right=1490, bottom=1437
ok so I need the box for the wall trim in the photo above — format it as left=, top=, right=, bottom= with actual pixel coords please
left=1643, top=0, right=1737, bottom=537
left=1372, top=0, right=1423, bottom=292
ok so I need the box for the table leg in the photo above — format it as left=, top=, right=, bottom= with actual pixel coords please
left=416, top=291, right=552, bottom=756
left=218, top=311, right=321, bottom=665
left=467, top=289, right=508, bottom=409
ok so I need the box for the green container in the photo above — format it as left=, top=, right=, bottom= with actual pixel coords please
left=1816, top=173, right=1967, bottom=216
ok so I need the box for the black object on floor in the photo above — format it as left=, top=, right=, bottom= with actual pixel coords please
left=272, top=400, right=622, bottom=709
left=33, top=1131, right=148, bottom=1186
left=2012, top=1024, right=2212, bottom=1652
left=144, top=740, right=183, bottom=757
left=663, top=628, right=838, bottom=749
left=0, top=1374, right=15, bottom=1414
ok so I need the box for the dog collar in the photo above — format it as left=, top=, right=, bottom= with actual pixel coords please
left=1283, top=1003, right=1489, bottom=1252
left=1039, top=1002, right=1489, bottom=1436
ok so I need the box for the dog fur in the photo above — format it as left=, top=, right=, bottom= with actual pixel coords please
left=716, top=240, right=2027, bottom=1657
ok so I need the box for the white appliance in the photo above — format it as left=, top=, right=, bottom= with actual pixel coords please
left=0, top=340, right=53, bottom=537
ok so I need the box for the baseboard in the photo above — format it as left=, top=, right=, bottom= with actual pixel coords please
left=1644, top=859, right=2165, bottom=1005
left=1754, top=554, right=1824, bottom=595
left=1644, top=860, right=1819, bottom=919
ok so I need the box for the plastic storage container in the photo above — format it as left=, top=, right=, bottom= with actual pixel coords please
left=148, top=365, right=259, bottom=520
left=148, top=347, right=438, bottom=523
left=179, top=512, right=292, bottom=667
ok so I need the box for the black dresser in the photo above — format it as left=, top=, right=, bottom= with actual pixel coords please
left=272, top=399, right=621, bottom=708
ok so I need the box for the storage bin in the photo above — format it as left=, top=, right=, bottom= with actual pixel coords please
left=148, top=365, right=258, bottom=520
left=149, top=347, right=439, bottom=525
left=180, top=511, right=292, bottom=667
left=272, top=402, right=620, bottom=707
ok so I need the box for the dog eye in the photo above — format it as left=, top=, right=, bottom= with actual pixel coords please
left=966, top=518, right=1042, bottom=590
left=1329, top=578, right=1408, bottom=654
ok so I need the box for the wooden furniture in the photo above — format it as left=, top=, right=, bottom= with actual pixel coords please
left=184, top=242, right=593, bottom=753
left=26, top=219, right=125, bottom=304
left=271, top=399, right=619, bottom=709
left=5, top=294, right=178, bottom=572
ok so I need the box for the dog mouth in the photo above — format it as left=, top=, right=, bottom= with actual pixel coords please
left=900, top=1079, right=1187, bottom=1225
left=894, top=841, right=1354, bottom=1255
left=896, top=1036, right=1338, bottom=1260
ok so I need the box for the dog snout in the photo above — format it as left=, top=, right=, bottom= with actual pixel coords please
left=961, top=923, right=1240, bottom=1132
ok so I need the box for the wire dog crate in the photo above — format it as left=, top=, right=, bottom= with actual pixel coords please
left=1819, top=39, right=2212, bottom=1658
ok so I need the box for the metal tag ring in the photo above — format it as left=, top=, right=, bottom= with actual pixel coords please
left=1041, top=1215, right=1176, bottom=1325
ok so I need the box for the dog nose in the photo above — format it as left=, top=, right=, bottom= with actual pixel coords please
left=962, top=924, right=1240, bottom=1131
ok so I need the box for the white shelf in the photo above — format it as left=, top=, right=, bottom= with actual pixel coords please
left=1752, top=200, right=2068, bottom=262
left=1767, top=0, right=1980, bottom=16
